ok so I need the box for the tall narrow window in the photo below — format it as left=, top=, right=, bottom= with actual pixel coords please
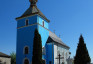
left=24, top=47, right=29, bottom=54
left=26, top=19, right=29, bottom=26
left=43, top=21, right=44, bottom=27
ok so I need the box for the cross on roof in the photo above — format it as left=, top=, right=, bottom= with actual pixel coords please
left=59, top=34, right=61, bottom=38
left=54, top=30, right=56, bottom=34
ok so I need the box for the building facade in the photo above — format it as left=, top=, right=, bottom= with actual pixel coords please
left=0, top=52, right=11, bottom=64
left=16, top=0, right=70, bottom=64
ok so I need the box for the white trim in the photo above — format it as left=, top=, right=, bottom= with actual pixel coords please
left=17, top=23, right=37, bottom=29
left=17, top=23, right=49, bottom=32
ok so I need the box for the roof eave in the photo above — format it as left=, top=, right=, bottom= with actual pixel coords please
left=37, top=14, right=50, bottom=22
left=47, top=40, right=70, bottom=49
left=15, top=13, right=38, bottom=20
left=0, top=56, right=11, bottom=58
left=54, top=41, right=70, bottom=49
left=15, top=14, right=50, bottom=23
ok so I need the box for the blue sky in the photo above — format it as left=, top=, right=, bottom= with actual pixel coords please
left=0, top=0, right=93, bottom=63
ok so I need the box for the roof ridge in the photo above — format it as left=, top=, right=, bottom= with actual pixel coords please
left=49, top=31, right=70, bottom=48
left=49, top=31, right=62, bottom=40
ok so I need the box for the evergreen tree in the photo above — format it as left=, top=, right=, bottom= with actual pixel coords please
left=74, top=35, right=91, bottom=64
left=32, top=29, right=42, bottom=64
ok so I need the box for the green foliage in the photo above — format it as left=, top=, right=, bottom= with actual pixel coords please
left=32, top=29, right=42, bottom=64
left=74, top=35, right=91, bottom=64
left=10, top=52, right=16, bottom=64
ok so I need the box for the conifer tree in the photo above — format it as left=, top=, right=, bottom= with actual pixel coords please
left=32, top=29, right=42, bottom=64
left=74, top=35, right=91, bottom=64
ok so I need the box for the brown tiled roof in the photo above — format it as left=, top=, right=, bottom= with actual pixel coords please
left=0, top=52, right=11, bottom=58
left=16, top=5, right=50, bottom=22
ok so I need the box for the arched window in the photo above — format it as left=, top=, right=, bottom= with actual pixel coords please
left=24, top=47, right=29, bottom=54
left=43, top=21, right=44, bottom=27
left=24, top=58, right=29, bottom=64
left=25, top=19, right=29, bottom=26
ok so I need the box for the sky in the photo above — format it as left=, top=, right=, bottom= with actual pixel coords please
left=0, top=0, right=93, bottom=63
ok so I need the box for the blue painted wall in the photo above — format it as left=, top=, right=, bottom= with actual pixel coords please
left=16, top=15, right=50, bottom=64
left=16, top=15, right=38, bottom=64
left=37, top=16, right=49, bottom=46
left=17, top=15, right=37, bottom=28
left=16, top=14, right=69, bottom=64
left=45, top=43, right=54, bottom=64
left=37, top=16, right=49, bottom=29
left=16, top=25, right=37, bottom=64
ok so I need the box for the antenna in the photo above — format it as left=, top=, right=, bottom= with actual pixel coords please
left=53, top=30, right=55, bottom=34
left=59, top=34, right=61, bottom=38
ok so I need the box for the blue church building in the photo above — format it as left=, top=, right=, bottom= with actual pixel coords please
left=16, top=0, right=70, bottom=64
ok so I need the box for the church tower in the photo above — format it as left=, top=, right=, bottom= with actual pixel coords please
left=16, top=0, right=50, bottom=64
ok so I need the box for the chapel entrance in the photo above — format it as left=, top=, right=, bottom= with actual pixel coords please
left=24, top=59, right=29, bottom=64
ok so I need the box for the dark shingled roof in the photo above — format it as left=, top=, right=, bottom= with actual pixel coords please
left=16, top=5, right=50, bottom=22
left=0, top=52, right=11, bottom=58
left=47, top=31, right=70, bottom=49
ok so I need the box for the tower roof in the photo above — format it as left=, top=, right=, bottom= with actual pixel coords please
left=16, top=0, right=50, bottom=22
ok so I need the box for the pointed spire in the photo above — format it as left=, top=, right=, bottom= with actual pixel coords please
left=29, top=0, right=38, bottom=6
